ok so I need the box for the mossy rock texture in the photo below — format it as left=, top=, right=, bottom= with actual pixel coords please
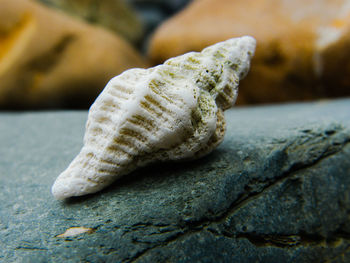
left=39, top=0, right=143, bottom=43
left=1, top=99, right=350, bottom=262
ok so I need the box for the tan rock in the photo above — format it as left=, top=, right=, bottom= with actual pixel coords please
left=0, top=0, right=146, bottom=109
left=148, top=0, right=350, bottom=104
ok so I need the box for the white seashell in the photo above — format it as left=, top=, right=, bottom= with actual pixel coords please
left=52, top=36, right=256, bottom=200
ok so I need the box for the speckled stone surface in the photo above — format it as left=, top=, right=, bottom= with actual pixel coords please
left=0, top=99, right=350, bottom=262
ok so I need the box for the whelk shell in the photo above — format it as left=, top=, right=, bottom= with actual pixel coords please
left=52, top=36, right=256, bottom=200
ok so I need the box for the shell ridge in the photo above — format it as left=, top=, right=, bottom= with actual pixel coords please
left=51, top=36, right=256, bottom=199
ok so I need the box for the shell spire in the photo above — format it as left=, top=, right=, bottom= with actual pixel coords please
left=52, top=36, right=256, bottom=200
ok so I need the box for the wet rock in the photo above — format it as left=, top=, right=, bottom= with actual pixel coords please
left=127, top=0, right=191, bottom=31
left=126, top=0, right=192, bottom=51
left=0, top=98, right=349, bottom=262
left=0, top=0, right=146, bottom=109
left=148, top=0, right=350, bottom=104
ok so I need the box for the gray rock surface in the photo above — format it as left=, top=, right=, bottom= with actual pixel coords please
left=0, top=99, right=350, bottom=262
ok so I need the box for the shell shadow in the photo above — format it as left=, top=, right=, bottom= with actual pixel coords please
left=63, top=148, right=226, bottom=205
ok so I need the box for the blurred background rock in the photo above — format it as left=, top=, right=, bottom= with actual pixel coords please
left=125, top=0, right=192, bottom=50
left=39, top=0, right=192, bottom=47
left=38, top=0, right=143, bottom=44
left=0, top=0, right=147, bottom=109
left=148, top=0, right=350, bottom=105
left=2, top=0, right=350, bottom=109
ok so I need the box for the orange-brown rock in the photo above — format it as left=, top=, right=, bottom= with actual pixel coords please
left=0, top=0, right=146, bottom=109
left=148, top=0, right=350, bottom=104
